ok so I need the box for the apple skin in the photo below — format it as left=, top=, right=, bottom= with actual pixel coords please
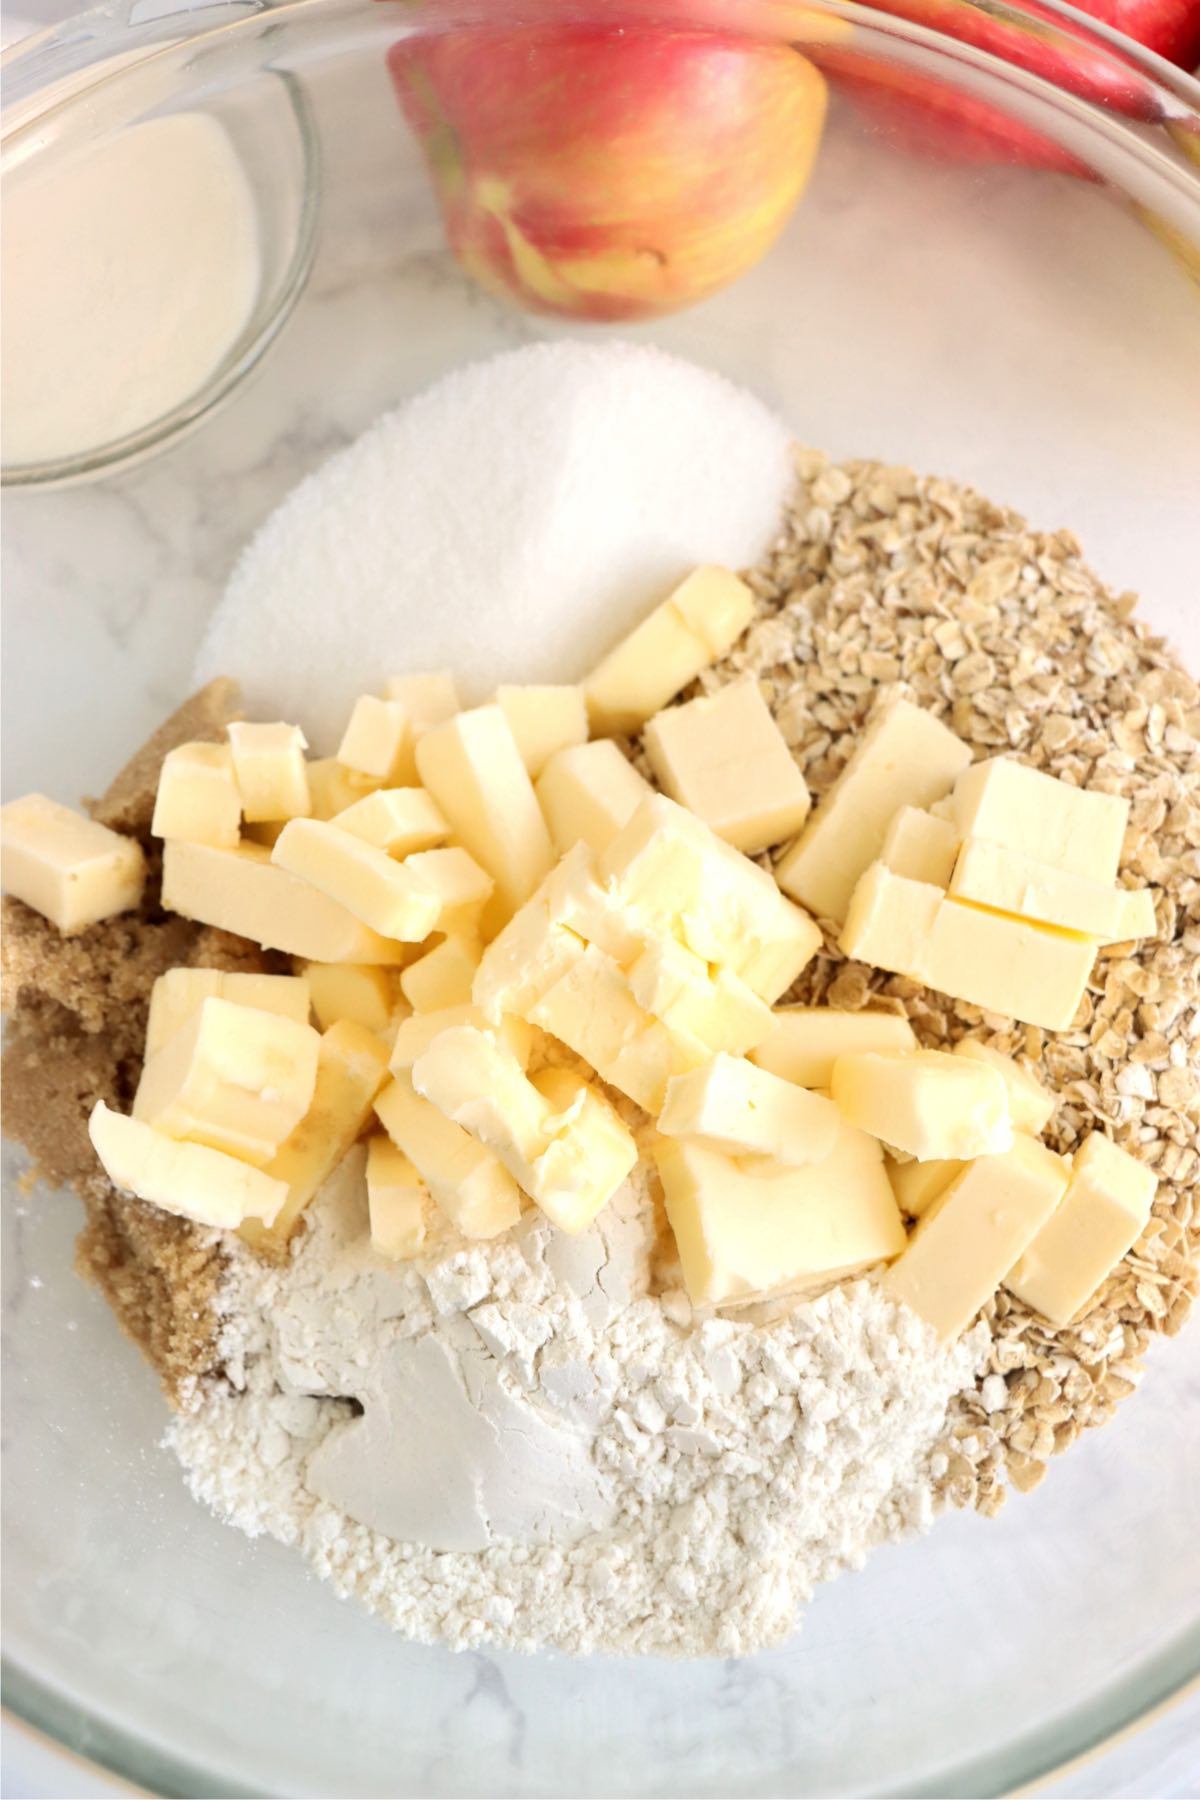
left=389, top=26, right=827, bottom=321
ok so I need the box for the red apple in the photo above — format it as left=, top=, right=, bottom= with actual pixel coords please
left=389, top=25, right=827, bottom=321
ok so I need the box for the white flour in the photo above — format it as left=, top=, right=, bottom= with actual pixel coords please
left=168, top=1153, right=984, bottom=1658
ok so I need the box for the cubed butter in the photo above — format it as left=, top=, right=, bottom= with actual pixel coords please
left=374, top=1070, right=522, bottom=1239
left=884, top=1134, right=1071, bottom=1339
left=161, top=840, right=406, bottom=965
left=415, top=705, right=555, bottom=932
left=529, top=943, right=703, bottom=1112
left=880, top=805, right=960, bottom=887
left=496, top=684, right=588, bottom=778
left=775, top=695, right=971, bottom=923
left=626, top=937, right=774, bottom=1058
left=390, top=1003, right=532, bottom=1073
left=337, top=696, right=415, bottom=785
left=307, top=757, right=369, bottom=821
left=950, top=758, right=1128, bottom=884
left=831, top=1048, right=1012, bottom=1161
left=146, top=968, right=311, bottom=1058
left=659, top=1054, right=841, bottom=1166
left=644, top=677, right=811, bottom=854
left=151, top=742, right=241, bottom=848
left=366, top=1137, right=430, bottom=1260
left=400, top=935, right=481, bottom=1012
left=401, top=847, right=494, bottom=938
left=654, top=1118, right=907, bottom=1307
left=412, top=1023, right=552, bottom=1168
left=838, top=861, right=944, bottom=975
left=227, top=722, right=310, bottom=823
left=885, top=1155, right=964, bottom=1220
left=1, top=793, right=145, bottom=933
left=1006, top=1132, right=1156, bottom=1326
left=583, top=566, right=755, bottom=736
left=88, top=1101, right=286, bottom=1229
left=473, top=904, right=588, bottom=1025
left=536, top=740, right=652, bottom=858
left=952, top=1039, right=1055, bottom=1135
left=528, top=1066, right=638, bottom=1234
left=303, top=963, right=395, bottom=1034
left=384, top=670, right=460, bottom=730
left=1108, top=887, right=1157, bottom=943
left=331, top=787, right=450, bottom=857
left=239, top=1020, right=391, bottom=1253
left=751, top=1007, right=917, bottom=1089
left=272, top=818, right=443, bottom=942
left=949, top=838, right=1129, bottom=938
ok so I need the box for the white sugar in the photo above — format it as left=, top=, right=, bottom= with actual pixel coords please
left=194, top=342, right=794, bottom=750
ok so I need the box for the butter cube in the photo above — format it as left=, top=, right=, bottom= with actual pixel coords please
left=884, top=1135, right=1071, bottom=1339
left=390, top=1003, right=532, bottom=1073
left=1109, top=887, right=1157, bottom=943
left=161, top=840, right=406, bottom=965
left=950, top=758, right=1128, bottom=884
left=331, top=788, right=450, bottom=857
left=530, top=944, right=703, bottom=1112
left=536, top=740, right=652, bottom=857
left=416, top=705, right=555, bottom=932
left=402, top=846, right=494, bottom=938
left=473, top=905, right=588, bottom=1024
left=366, top=1137, right=430, bottom=1260
left=1, top=793, right=145, bottom=933
left=88, top=1101, right=286, bottom=1229
left=303, top=963, right=394, bottom=1034
left=583, top=566, right=755, bottom=736
left=337, top=696, right=415, bottom=785
left=949, top=838, right=1129, bottom=938
left=776, top=695, right=971, bottom=923
left=885, top=1156, right=964, bottom=1220
left=400, top=935, right=481, bottom=1012
left=839, top=862, right=943, bottom=973
left=831, top=1048, right=1012, bottom=1161
left=134, top=996, right=322, bottom=1166
left=880, top=805, right=959, bottom=887
left=239, top=1020, right=390, bottom=1253
left=659, top=1054, right=841, bottom=1167
left=528, top=1066, right=639, bottom=1233
left=151, top=743, right=241, bottom=848
left=654, top=1119, right=907, bottom=1307
left=374, top=1070, right=522, bottom=1239
left=496, top=684, right=589, bottom=778
left=644, top=678, right=811, bottom=854
left=412, top=1023, right=553, bottom=1173
left=146, top=969, right=311, bottom=1058
left=626, top=938, right=774, bottom=1058
left=1006, top=1132, right=1156, bottom=1326
left=751, top=1007, right=917, bottom=1089
left=952, top=1039, right=1055, bottom=1136
left=384, top=670, right=459, bottom=730
left=227, top=722, right=310, bottom=823
left=272, top=818, right=443, bottom=941
left=306, top=757, right=369, bottom=821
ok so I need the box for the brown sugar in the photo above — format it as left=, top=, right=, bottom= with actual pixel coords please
left=86, top=675, right=242, bottom=838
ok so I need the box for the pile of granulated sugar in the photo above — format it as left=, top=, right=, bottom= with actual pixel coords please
left=193, top=341, right=794, bottom=750
left=167, top=1151, right=984, bottom=1658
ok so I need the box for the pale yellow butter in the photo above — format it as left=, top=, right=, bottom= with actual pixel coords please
left=950, top=758, right=1128, bottom=884
left=89, top=1101, right=287, bottom=1230
left=1108, top=887, right=1157, bottom=943
left=583, top=567, right=755, bottom=736
left=337, top=695, right=415, bottom=785
left=151, top=742, right=241, bottom=848
left=146, top=968, right=311, bottom=1058
left=134, top=995, right=322, bottom=1167
left=952, top=1039, right=1055, bottom=1135
left=496, top=684, right=589, bottom=778
left=949, top=838, right=1129, bottom=938
left=374, top=1070, right=522, bottom=1239
left=775, top=695, right=971, bottom=924
left=473, top=895, right=589, bottom=1025
left=880, top=805, right=959, bottom=887
left=529, top=943, right=704, bottom=1113
left=528, top=1066, right=638, bottom=1234
left=383, top=670, right=460, bottom=730
left=536, top=740, right=652, bottom=857
left=306, top=758, right=369, bottom=821
left=389, top=1003, right=532, bottom=1073
left=1, top=793, right=145, bottom=933
left=831, top=1048, right=1012, bottom=1161
left=1006, top=1131, right=1156, bottom=1326
left=626, top=937, right=773, bottom=1058
left=751, top=1007, right=917, bottom=1089
left=885, top=1156, right=964, bottom=1220
left=330, top=787, right=450, bottom=857
left=884, top=1134, right=1071, bottom=1339
left=272, top=818, right=443, bottom=942
left=659, top=1053, right=841, bottom=1167
left=161, top=840, right=406, bottom=964
left=402, top=846, right=494, bottom=938
left=227, top=722, right=310, bottom=823
left=303, top=963, right=395, bottom=1034
left=654, top=1119, right=906, bottom=1308
left=400, top=935, right=481, bottom=1013
left=366, top=1136, right=430, bottom=1260
left=412, top=1023, right=552, bottom=1169
left=839, top=862, right=943, bottom=973
left=644, top=677, right=811, bottom=854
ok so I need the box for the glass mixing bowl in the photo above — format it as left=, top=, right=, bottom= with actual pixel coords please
left=2, top=1, right=1199, bottom=1792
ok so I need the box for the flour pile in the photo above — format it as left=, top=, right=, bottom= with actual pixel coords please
left=168, top=1154, right=984, bottom=1658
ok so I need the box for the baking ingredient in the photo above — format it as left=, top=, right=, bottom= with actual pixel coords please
left=886, top=1157, right=964, bottom=1220
left=529, top=945, right=698, bottom=1113
left=774, top=692, right=971, bottom=924
left=949, top=756, right=1128, bottom=884
left=1006, top=1133, right=1158, bottom=1326
left=536, top=740, right=653, bottom=857
left=383, top=671, right=460, bottom=729
left=306, top=759, right=367, bottom=822
left=0, top=793, right=146, bottom=932
left=1, top=113, right=259, bottom=469
left=626, top=939, right=774, bottom=1058
left=336, top=697, right=415, bottom=785
left=227, top=723, right=310, bottom=824
left=1110, top=887, right=1159, bottom=943
left=161, top=841, right=406, bottom=965
left=644, top=676, right=811, bottom=853
left=366, top=1137, right=430, bottom=1259
left=584, top=567, right=756, bottom=736
left=388, top=25, right=826, bottom=321
left=302, top=964, right=394, bottom=1035
left=402, top=848, right=493, bottom=939
left=496, top=685, right=589, bottom=778
left=658, top=1054, right=840, bottom=1166
left=329, top=789, right=449, bottom=857
left=399, top=937, right=480, bottom=1013
left=374, top=1071, right=523, bottom=1239
left=528, top=1066, right=641, bottom=1232
left=831, top=1048, right=1012, bottom=1161
left=751, top=1008, right=918, bottom=1088
left=146, top=969, right=311, bottom=1058
left=271, top=820, right=445, bottom=942
left=151, top=743, right=242, bottom=848
left=884, top=1137, right=1071, bottom=1340
left=949, top=839, right=1136, bottom=939
left=952, top=1040, right=1055, bottom=1136
left=196, top=344, right=794, bottom=746
left=880, top=806, right=960, bottom=887
left=390, top=1005, right=532, bottom=1072
left=88, top=1101, right=286, bottom=1230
